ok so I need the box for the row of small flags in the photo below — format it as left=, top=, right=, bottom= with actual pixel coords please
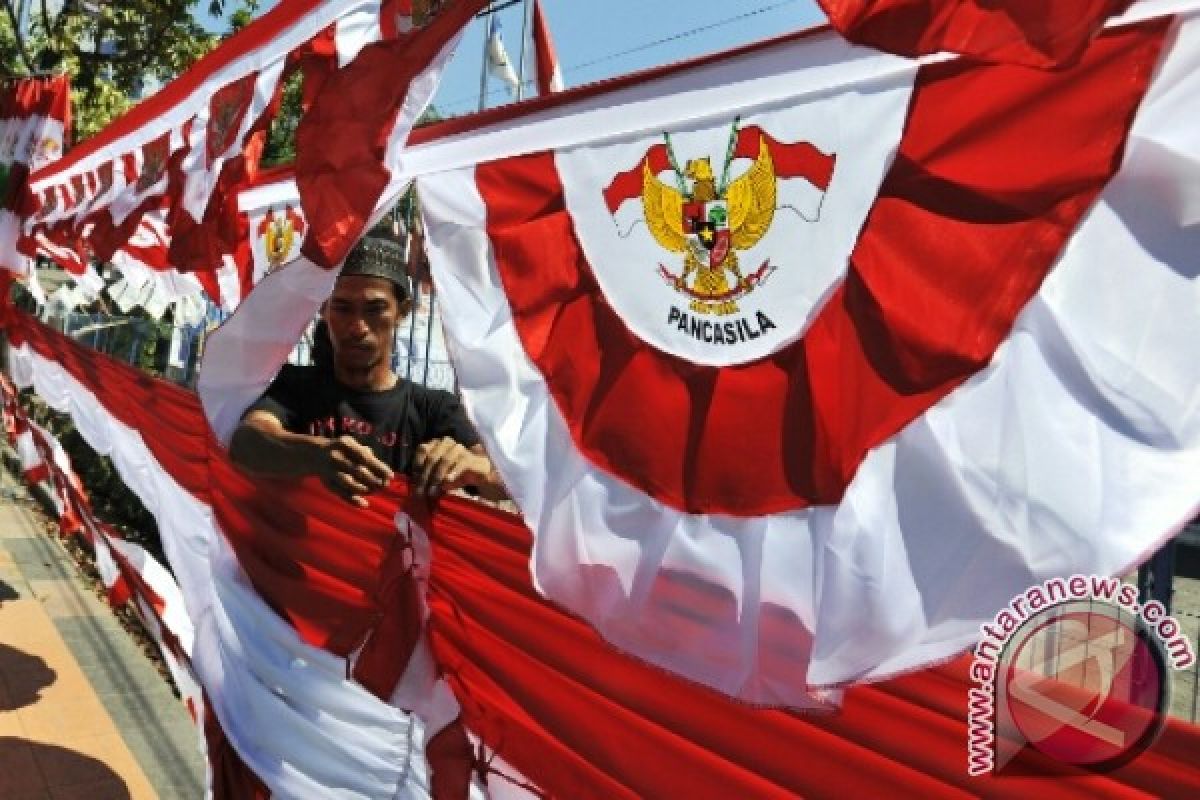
left=486, top=0, right=564, bottom=99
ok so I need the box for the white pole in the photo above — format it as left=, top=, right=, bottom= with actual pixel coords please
left=515, top=0, right=532, bottom=101
left=477, top=10, right=492, bottom=112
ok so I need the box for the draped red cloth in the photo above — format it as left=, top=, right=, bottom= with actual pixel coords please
left=817, top=0, right=1135, bottom=66
left=8, top=310, right=1200, bottom=798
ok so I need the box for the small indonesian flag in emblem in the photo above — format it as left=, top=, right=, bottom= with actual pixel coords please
left=605, top=119, right=836, bottom=318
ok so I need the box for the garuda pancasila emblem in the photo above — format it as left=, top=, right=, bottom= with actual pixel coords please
left=258, top=206, right=305, bottom=270
left=643, top=122, right=778, bottom=316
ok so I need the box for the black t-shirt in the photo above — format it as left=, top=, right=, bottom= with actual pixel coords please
left=249, top=364, right=480, bottom=475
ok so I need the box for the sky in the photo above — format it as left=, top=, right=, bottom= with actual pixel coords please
left=203, top=0, right=827, bottom=117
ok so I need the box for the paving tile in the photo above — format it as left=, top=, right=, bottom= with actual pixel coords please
left=0, top=708, right=25, bottom=737
left=54, top=614, right=132, bottom=636
left=0, top=474, right=201, bottom=796
left=30, top=578, right=109, bottom=619
left=154, top=788, right=202, bottom=800
left=18, top=560, right=73, bottom=582
left=4, top=536, right=57, bottom=564
left=80, top=660, right=164, bottom=698
left=0, top=509, right=43, bottom=541
left=17, top=689, right=113, bottom=743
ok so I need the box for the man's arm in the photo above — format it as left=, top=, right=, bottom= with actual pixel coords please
left=229, top=410, right=394, bottom=508
left=413, top=437, right=508, bottom=501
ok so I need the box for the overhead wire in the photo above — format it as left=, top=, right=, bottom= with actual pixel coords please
left=436, top=0, right=804, bottom=116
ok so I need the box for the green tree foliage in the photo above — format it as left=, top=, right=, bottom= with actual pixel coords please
left=262, top=67, right=301, bottom=167
left=0, top=1, right=257, bottom=140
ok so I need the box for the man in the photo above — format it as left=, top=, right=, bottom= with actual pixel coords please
left=229, top=236, right=505, bottom=506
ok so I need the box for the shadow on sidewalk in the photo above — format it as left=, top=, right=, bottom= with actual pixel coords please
left=0, top=642, right=56, bottom=710
left=0, top=579, right=16, bottom=603
left=0, top=737, right=132, bottom=798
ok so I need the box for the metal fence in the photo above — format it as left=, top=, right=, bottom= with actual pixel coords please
left=39, top=280, right=457, bottom=393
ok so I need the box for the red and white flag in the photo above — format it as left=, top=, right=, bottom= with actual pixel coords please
left=238, top=170, right=307, bottom=289
left=21, top=0, right=483, bottom=298
left=533, top=0, right=564, bottom=94
left=410, top=2, right=1200, bottom=704
left=0, top=75, right=69, bottom=275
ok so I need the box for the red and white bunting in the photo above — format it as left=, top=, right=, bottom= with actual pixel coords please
left=9, top=261, right=1200, bottom=799
left=407, top=3, right=1200, bottom=704
left=0, top=75, right=70, bottom=275
left=0, top=372, right=210, bottom=764
left=21, top=0, right=481, bottom=296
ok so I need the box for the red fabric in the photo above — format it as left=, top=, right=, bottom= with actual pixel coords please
left=533, top=0, right=561, bottom=95
left=477, top=20, right=1167, bottom=516
left=166, top=70, right=282, bottom=276
left=296, top=0, right=488, bottom=268
left=425, top=717, right=474, bottom=800
left=205, top=693, right=272, bottom=800
left=734, top=125, right=836, bottom=188
left=8, top=308, right=1200, bottom=799
left=423, top=495, right=1200, bottom=800
left=601, top=144, right=671, bottom=212
left=817, top=0, right=1134, bottom=67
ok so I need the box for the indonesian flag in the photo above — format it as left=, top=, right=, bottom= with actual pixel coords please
left=0, top=75, right=69, bottom=275
left=533, top=0, right=564, bottom=94
left=410, top=2, right=1200, bottom=704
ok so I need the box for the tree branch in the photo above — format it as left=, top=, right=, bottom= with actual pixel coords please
left=2, top=0, right=38, bottom=74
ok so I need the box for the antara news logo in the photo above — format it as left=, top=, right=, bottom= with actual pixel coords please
left=966, top=574, right=1195, bottom=776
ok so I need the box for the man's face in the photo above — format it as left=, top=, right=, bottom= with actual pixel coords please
left=323, top=276, right=401, bottom=374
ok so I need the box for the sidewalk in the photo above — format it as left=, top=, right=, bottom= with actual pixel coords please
left=0, top=467, right=204, bottom=799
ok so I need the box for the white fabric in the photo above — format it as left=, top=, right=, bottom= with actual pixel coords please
left=335, top=0, right=385, bottom=68
left=487, top=23, right=520, bottom=92
left=557, top=77, right=913, bottom=366
left=240, top=175, right=307, bottom=287
left=199, top=256, right=338, bottom=445
left=416, top=11, right=1200, bottom=704
left=9, top=341, right=481, bottom=799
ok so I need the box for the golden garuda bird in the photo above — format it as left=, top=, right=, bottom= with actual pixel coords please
left=642, top=134, right=777, bottom=316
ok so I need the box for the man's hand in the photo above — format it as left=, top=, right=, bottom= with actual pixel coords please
left=413, top=437, right=492, bottom=498
left=230, top=412, right=395, bottom=508
left=316, top=436, right=394, bottom=508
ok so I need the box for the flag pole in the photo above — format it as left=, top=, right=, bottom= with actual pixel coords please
left=477, top=10, right=492, bottom=112
left=515, top=0, right=532, bottom=101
